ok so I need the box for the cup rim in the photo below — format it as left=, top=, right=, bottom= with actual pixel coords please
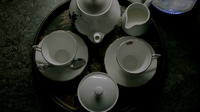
left=116, top=39, right=153, bottom=74
left=40, top=31, right=77, bottom=66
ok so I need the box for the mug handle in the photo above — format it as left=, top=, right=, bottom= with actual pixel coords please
left=152, top=54, right=161, bottom=59
left=32, top=45, right=42, bottom=52
left=144, top=0, right=152, bottom=7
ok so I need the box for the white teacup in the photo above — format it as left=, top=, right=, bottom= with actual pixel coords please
left=33, top=31, right=77, bottom=69
left=116, top=39, right=160, bottom=74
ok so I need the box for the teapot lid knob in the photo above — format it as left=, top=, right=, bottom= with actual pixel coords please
left=94, top=86, right=104, bottom=96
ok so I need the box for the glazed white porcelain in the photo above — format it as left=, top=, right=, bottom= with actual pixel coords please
left=77, top=0, right=112, bottom=15
left=78, top=72, right=119, bottom=112
left=116, top=39, right=160, bottom=74
left=35, top=31, right=88, bottom=81
left=104, top=36, right=158, bottom=87
left=122, top=0, right=152, bottom=36
left=33, top=31, right=77, bottom=68
left=130, top=0, right=143, bottom=2
left=69, top=0, right=121, bottom=43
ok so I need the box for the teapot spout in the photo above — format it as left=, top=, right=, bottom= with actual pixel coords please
left=93, top=32, right=105, bottom=43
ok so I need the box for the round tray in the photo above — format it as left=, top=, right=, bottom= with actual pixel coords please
left=33, top=0, right=166, bottom=111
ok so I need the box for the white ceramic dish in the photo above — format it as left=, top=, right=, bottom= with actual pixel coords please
left=78, top=72, right=119, bottom=112
left=35, top=31, right=88, bottom=81
left=104, top=36, right=157, bottom=87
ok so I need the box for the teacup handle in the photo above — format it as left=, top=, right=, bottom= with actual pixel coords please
left=152, top=54, right=161, bottom=59
left=32, top=45, right=42, bottom=52
left=144, top=0, right=152, bottom=7
left=33, top=45, right=50, bottom=70
left=37, top=63, right=51, bottom=70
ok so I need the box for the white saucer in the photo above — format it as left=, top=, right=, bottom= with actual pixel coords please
left=104, top=36, right=157, bottom=87
left=35, top=31, right=88, bottom=81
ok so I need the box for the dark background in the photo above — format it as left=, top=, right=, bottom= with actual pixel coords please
left=0, top=0, right=200, bottom=112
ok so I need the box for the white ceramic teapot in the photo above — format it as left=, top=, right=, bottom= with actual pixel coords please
left=69, top=0, right=121, bottom=43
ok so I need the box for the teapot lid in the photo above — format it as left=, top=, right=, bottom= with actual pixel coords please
left=77, top=72, right=119, bottom=111
left=77, top=0, right=112, bottom=15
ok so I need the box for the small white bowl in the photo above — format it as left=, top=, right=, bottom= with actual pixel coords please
left=77, top=72, right=119, bottom=112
